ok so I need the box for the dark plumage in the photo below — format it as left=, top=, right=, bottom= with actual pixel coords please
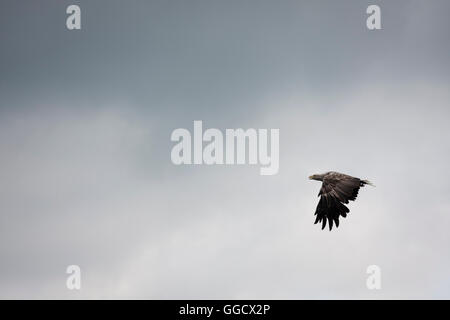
left=309, top=171, right=374, bottom=231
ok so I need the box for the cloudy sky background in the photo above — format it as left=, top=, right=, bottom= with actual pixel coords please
left=1, top=0, right=450, bottom=299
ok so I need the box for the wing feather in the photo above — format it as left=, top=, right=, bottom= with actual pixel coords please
left=314, top=173, right=363, bottom=230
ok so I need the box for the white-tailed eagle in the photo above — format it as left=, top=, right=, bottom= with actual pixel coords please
left=309, top=171, right=374, bottom=231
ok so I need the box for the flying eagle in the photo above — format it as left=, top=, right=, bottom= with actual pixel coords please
left=309, top=171, right=374, bottom=230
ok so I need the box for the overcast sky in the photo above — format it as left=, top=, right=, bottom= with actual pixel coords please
left=1, top=0, right=450, bottom=299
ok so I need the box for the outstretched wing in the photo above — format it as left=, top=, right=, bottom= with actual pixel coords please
left=314, top=174, right=363, bottom=230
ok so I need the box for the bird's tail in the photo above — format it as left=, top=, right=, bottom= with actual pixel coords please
left=361, top=179, right=375, bottom=187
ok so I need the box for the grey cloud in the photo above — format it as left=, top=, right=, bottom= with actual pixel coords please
left=0, top=0, right=450, bottom=299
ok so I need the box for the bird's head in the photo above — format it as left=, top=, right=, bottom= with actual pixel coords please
left=309, top=173, right=325, bottom=181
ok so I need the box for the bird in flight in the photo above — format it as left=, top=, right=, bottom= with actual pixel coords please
left=309, top=171, right=374, bottom=231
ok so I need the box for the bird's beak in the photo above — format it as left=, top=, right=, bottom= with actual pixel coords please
left=309, top=175, right=313, bottom=180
